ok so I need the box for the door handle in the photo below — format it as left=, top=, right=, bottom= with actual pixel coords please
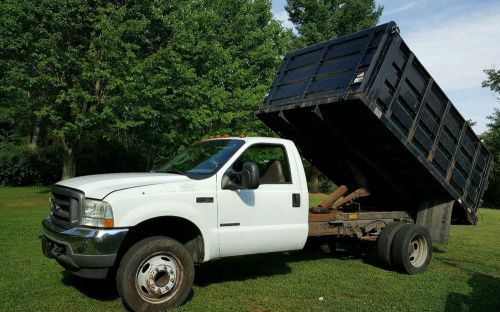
left=292, top=193, right=301, bottom=207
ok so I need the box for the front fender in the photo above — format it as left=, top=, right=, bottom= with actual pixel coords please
left=104, top=185, right=218, bottom=261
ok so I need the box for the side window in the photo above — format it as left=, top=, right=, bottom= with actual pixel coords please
left=233, top=144, right=292, bottom=184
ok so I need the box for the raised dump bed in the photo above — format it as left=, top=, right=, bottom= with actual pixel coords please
left=256, top=22, right=492, bottom=225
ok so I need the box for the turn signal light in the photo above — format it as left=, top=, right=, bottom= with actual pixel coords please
left=103, top=219, right=114, bottom=228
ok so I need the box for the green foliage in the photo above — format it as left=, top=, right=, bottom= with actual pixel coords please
left=0, top=0, right=292, bottom=182
left=74, top=138, right=149, bottom=176
left=481, top=68, right=500, bottom=207
left=318, top=176, right=336, bottom=193
left=0, top=143, right=61, bottom=186
left=286, top=0, right=383, bottom=47
left=483, top=68, right=500, bottom=95
left=466, top=119, right=477, bottom=127
left=481, top=109, right=500, bottom=207
left=141, top=0, right=292, bottom=162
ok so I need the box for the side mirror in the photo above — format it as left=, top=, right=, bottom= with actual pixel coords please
left=221, top=169, right=238, bottom=190
left=221, top=162, right=260, bottom=190
left=240, top=162, right=260, bottom=189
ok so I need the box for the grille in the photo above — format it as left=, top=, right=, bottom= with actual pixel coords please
left=50, top=186, right=84, bottom=229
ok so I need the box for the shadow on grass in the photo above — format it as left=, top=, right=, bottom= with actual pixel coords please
left=194, top=253, right=293, bottom=286
left=61, top=270, right=195, bottom=309
left=432, top=246, right=446, bottom=253
left=61, top=271, right=119, bottom=301
left=195, top=242, right=380, bottom=287
left=445, top=273, right=500, bottom=311
left=437, top=258, right=500, bottom=311
left=58, top=243, right=382, bottom=301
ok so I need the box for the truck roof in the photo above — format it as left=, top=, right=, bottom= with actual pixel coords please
left=204, top=136, right=292, bottom=145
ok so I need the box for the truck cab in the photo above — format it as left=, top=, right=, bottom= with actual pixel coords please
left=41, top=137, right=309, bottom=311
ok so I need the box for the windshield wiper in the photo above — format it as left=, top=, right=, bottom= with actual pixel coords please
left=164, top=169, right=186, bottom=175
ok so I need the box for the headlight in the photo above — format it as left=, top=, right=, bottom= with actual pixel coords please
left=81, top=199, right=114, bottom=228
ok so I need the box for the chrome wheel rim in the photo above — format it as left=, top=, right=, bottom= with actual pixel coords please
left=136, top=253, right=182, bottom=303
left=408, top=235, right=428, bottom=267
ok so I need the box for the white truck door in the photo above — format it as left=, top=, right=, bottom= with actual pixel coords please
left=217, top=143, right=307, bottom=257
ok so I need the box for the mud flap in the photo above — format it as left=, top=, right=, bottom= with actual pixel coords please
left=416, top=200, right=454, bottom=244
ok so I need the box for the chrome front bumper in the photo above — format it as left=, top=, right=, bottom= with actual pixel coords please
left=41, top=218, right=128, bottom=278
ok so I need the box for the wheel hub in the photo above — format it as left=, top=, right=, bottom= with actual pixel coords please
left=137, top=254, right=178, bottom=300
left=153, top=269, right=170, bottom=288
left=408, top=235, right=428, bottom=267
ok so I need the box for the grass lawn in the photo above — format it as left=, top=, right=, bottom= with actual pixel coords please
left=0, top=187, right=499, bottom=311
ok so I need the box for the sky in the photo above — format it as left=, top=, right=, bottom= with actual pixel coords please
left=271, top=0, right=500, bottom=134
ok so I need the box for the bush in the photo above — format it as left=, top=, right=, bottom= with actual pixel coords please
left=318, top=176, right=337, bottom=194
left=0, top=143, right=61, bottom=186
left=75, top=139, right=150, bottom=176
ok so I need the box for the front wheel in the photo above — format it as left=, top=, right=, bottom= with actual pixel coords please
left=391, top=224, right=432, bottom=274
left=116, top=236, right=194, bottom=311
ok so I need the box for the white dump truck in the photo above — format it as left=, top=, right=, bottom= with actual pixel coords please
left=41, top=22, right=492, bottom=311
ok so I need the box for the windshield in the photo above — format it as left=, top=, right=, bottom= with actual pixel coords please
left=157, top=139, right=245, bottom=178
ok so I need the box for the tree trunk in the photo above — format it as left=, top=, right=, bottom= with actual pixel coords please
left=61, top=148, right=76, bottom=180
left=308, top=167, right=321, bottom=193
left=27, top=125, right=39, bottom=150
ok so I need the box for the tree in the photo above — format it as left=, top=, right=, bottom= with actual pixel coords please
left=482, top=68, right=500, bottom=207
left=285, top=0, right=382, bottom=192
left=466, top=119, right=477, bottom=127
left=286, top=0, right=383, bottom=47
left=483, top=68, right=500, bottom=96
left=1, top=0, right=291, bottom=180
left=116, top=0, right=293, bottom=170
left=145, top=0, right=293, bottom=153
left=0, top=0, right=50, bottom=149
left=1, top=0, right=127, bottom=179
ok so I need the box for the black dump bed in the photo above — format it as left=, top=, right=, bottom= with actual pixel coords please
left=256, top=22, right=492, bottom=224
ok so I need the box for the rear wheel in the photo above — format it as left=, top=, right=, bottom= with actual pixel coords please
left=116, top=236, right=194, bottom=311
left=376, top=222, right=405, bottom=267
left=391, top=224, right=432, bottom=274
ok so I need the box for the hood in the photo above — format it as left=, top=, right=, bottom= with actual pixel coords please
left=55, top=173, right=189, bottom=199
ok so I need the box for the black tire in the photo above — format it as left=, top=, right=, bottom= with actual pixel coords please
left=376, top=222, right=405, bottom=268
left=116, top=236, right=194, bottom=312
left=391, top=224, right=432, bottom=274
